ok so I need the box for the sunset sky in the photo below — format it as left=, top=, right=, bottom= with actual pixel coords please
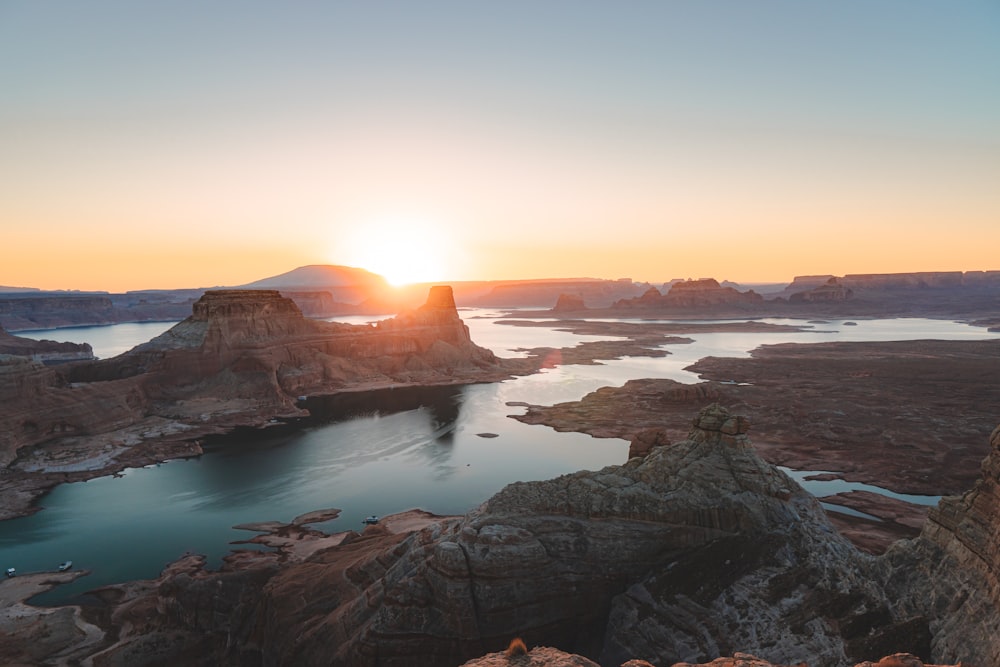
left=2, top=1, right=998, bottom=292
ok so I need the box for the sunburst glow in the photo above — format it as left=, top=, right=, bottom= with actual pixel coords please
left=339, top=214, right=454, bottom=286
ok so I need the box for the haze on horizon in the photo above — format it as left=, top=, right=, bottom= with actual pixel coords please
left=2, top=1, right=998, bottom=293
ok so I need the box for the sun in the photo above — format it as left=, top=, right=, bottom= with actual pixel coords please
left=339, top=214, right=454, bottom=286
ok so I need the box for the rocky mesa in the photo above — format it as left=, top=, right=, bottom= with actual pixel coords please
left=0, top=286, right=519, bottom=519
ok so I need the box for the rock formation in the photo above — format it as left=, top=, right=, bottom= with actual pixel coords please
left=553, top=293, right=588, bottom=312
left=0, top=287, right=515, bottom=519
left=613, top=279, right=763, bottom=311
left=788, top=277, right=853, bottom=302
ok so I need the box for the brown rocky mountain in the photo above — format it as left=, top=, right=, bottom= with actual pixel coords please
left=10, top=404, right=992, bottom=666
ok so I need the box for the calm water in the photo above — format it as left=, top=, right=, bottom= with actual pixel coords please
left=5, top=314, right=996, bottom=604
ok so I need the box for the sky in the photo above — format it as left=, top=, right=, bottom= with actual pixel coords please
left=1, top=1, right=998, bottom=292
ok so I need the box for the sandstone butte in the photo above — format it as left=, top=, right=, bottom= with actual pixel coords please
left=0, top=286, right=527, bottom=519
left=1, top=404, right=993, bottom=666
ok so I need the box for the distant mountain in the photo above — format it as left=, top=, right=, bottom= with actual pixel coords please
left=240, top=265, right=389, bottom=290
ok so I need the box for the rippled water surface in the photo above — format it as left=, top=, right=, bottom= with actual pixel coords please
left=5, top=313, right=996, bottom=603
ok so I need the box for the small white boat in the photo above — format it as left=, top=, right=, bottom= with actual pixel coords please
left=362, top=515, right=380, bottom=525
left=58, top=561, right=72, bottom=572
left=5, top=567, right=14, bottom=578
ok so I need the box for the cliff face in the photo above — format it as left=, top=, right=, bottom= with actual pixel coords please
left=882, top=423, right=1000, bottom=665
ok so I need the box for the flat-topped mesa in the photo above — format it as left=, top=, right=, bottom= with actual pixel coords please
left=126, top=285, right=503, bottom=405
left=191, top=290, right=315, bottom=354
left=190, top=289, right=304, bottom=321
left=613, top=278, right=762, bottom=310
left=788, top=277, right=854, bottom=302
left=663, top=278, right=763, bottom=307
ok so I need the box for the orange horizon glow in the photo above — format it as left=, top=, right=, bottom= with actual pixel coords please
left=2, top=4, right=998, bottom=295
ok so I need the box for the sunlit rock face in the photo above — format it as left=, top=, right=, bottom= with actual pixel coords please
left=881, top=423, right=1000, bottom=665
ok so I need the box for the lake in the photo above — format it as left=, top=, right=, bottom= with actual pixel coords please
left=7, top=313, right=997, bottom=604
